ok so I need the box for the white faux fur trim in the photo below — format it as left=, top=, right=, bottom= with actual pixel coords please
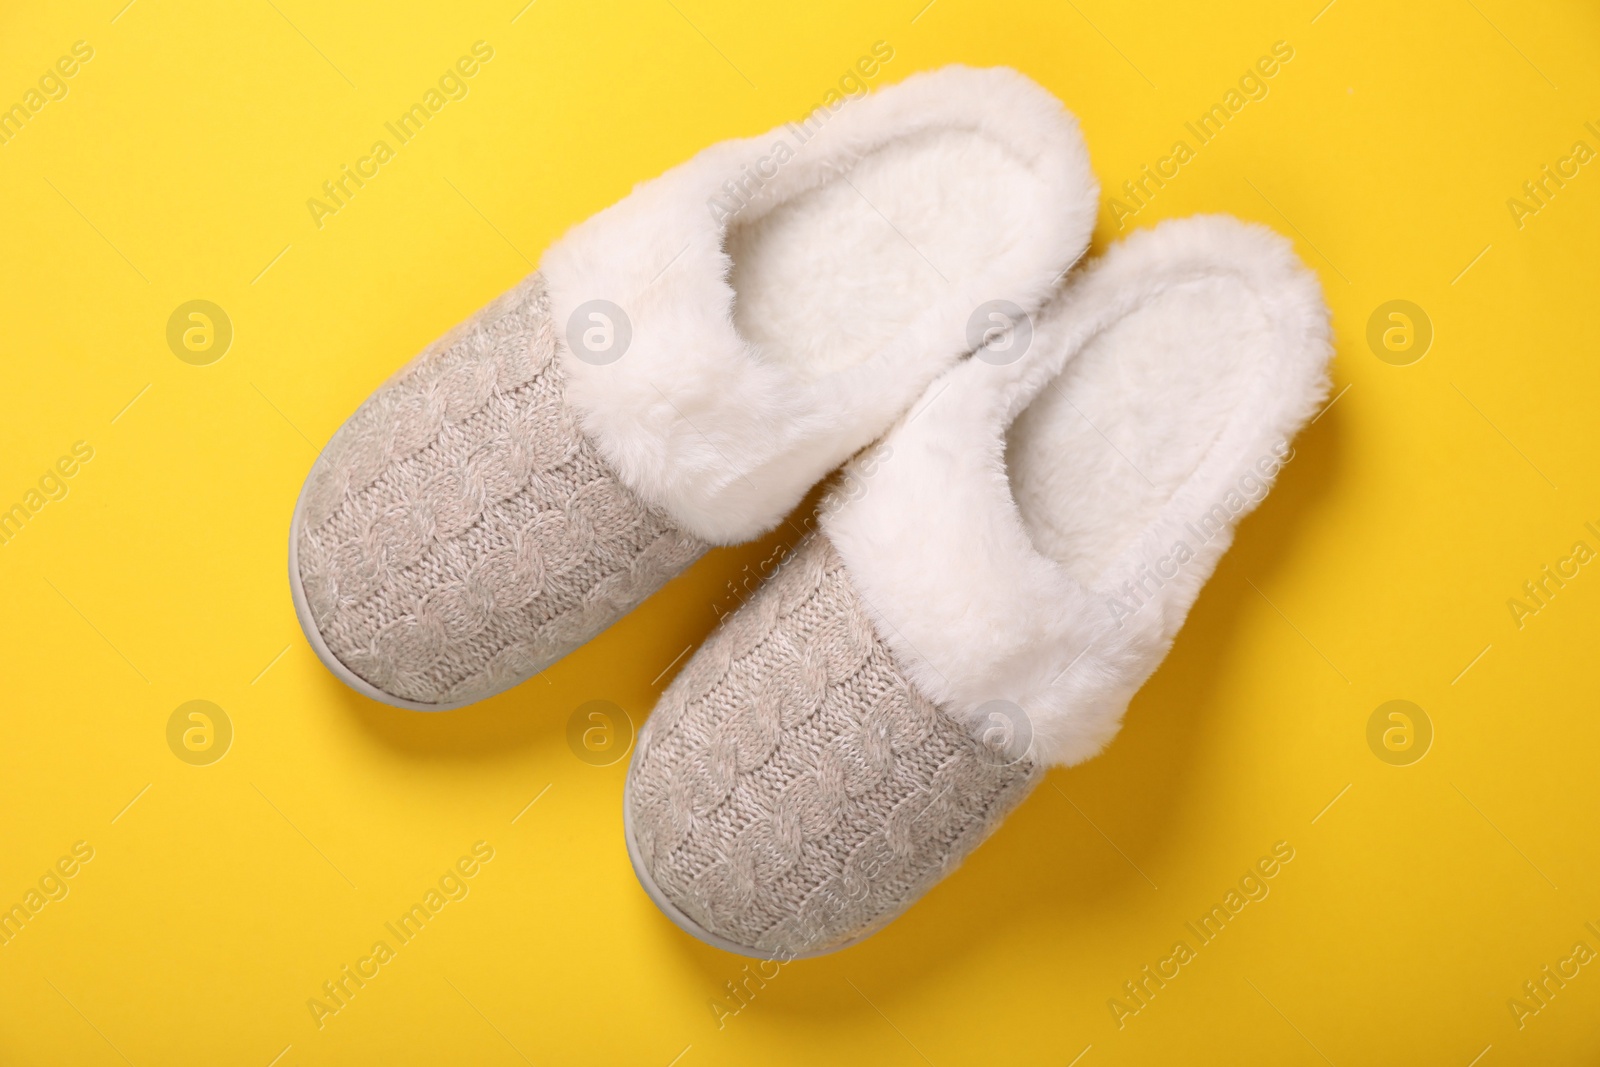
left=823, top=216, right=1333, bottom=767
left=540, top=65, right=1096, bottom=544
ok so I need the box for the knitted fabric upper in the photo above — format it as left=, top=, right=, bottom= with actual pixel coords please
left=294, top=274, right=706, bottom=706
left=627, top=534, right=1039, bottom=957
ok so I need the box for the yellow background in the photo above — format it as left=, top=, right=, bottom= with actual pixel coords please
left=2, top=0, right=1597, bottom=1063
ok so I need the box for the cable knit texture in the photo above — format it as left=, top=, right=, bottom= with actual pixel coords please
left=294, top=274, right=706, bottom=706
left=627, top=534, right=1039, bottom=957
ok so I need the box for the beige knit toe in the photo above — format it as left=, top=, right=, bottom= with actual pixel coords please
left=291, top=275, right=705, bottom=709
left=624, top=534, right=1039, bottom=958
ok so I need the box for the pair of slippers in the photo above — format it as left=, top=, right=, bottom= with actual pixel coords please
left=289, top=66, right=1331, bottom=959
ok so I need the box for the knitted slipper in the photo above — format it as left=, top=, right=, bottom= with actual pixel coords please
left=624, top=215, right=1332, bottom=957
left=289, top=66, right=1096, bottom=710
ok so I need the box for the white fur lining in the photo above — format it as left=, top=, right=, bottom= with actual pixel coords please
left=540, top=65, right=1096, bottom=544
left=823, top=216, right=1333, bottom=767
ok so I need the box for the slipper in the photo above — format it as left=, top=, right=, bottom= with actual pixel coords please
left=289, top=65, right=1097, bottom=710
left=623, top=215, right=1333, bottom=957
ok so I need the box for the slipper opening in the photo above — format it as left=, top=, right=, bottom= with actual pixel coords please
left=727, top=125, right=1059, bottom=384
left=1005, top=272, right=1279, bottom=587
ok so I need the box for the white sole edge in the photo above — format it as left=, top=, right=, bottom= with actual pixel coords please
left=288, top=467, right=529, bottom=713
left=620, top=769, right=873, bottom=961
